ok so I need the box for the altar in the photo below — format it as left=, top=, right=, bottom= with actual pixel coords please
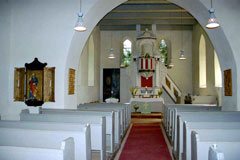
left=129, top=97, right=164, bottom=113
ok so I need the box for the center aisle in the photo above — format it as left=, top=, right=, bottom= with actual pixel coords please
left=118, top=124, right=172, bottom=160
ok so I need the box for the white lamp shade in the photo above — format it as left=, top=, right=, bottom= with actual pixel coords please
left=206, top=8, right=220, bottom=29
left=179, top=49, right=186, bottom=60
left=74, top=12, right=87, bottom=32
left=108, top=48, right=115, bottom=59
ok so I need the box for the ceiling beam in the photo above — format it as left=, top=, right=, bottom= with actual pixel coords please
left=103, top=12, right=194, bottom=19
left=124, top=0, right=172, bottom=4
left=103, top=17, right=194, bottom=20
left=112, top=9, right=187, bottom=13
left=98, top=19, right=197, bottom=25
left=99, top=25, right=193, bottom=31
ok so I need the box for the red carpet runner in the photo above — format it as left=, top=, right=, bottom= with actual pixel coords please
left=119, top=124, right=172, bottom=160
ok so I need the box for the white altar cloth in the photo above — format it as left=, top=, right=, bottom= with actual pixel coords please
left=129, top=97, right=164, bottom=113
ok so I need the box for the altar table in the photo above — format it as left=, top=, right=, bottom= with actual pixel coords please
left=129, top=97, right=164, bottom=113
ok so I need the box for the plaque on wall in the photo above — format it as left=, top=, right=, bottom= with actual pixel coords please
left=224, top=69, right=232, bottom=96
left=68, top=68, right=76, bottom=95
left=25, top=58, right=47, bottom=106
left=166, top=77, right=171, bottom=89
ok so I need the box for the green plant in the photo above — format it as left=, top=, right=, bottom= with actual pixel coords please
left=144, top=53, right=150, bottom=58
left=159, top=40, right=168, bottom=66
left=157, top=89, right=163, bottom=97
left=133, top=103, right=139, bottom=112
left=129, top=87, right=138, bottom=98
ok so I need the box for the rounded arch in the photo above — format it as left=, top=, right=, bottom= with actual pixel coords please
left=65, top=0, right=237, bottom=110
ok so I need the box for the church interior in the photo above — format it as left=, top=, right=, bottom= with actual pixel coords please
left=0, top=0, right=240, bottom=159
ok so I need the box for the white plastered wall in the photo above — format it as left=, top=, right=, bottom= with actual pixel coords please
left=77, top=27, right=100, bottom=104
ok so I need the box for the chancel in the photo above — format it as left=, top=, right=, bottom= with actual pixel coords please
left=0, top=0, right=240, bottom=160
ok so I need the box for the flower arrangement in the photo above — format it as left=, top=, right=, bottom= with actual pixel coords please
left=129, top=87, right=138, bottom=98
left=157, top=89, right=163, bottom=97
left=133, top=103, right=139, bottom=112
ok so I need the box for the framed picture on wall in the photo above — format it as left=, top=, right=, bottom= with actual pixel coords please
left=224, top=69, right=232, bottom=96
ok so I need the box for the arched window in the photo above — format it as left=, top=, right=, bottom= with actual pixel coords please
left=159, top=39, right=168, bottom=66
left=214, top=50, right=222, bottom=87
left=122, top=39, right=132, bottom=67
left=199, top=35, right=207, bottom=88
left=88, top=35, right=94, bottom=86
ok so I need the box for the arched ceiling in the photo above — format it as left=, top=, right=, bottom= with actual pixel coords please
left=98, top=0, right=197, bottom=30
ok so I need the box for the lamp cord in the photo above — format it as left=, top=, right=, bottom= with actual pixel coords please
left=80, top=0, right=82, bottom=12
left=110, top=31, right=112, bottom=48
left=181, top=8, right=183, bottom=49
left=211, top=0, right=213, bottom=8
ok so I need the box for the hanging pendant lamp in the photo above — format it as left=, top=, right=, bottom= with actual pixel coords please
left=108, top=48, right=115, bottom=59
left=179, top=49, right=186, bottom=60
left=74, top=0, right=86, bottom=32
left=206, top=0, right=220, bottom=29
left=108, top=32, right=115, bottom=59
left=179, top=8, right=186, bottom=60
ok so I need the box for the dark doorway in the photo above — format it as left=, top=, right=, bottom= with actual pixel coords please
left=103, top=69, right=120, bottom=102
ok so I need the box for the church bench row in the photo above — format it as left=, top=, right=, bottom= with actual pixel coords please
left=163, top=104, right=217, bottom=136
left=20, top=109, right=107, bottom=160
left=78, top=103, right=131, bottom=132
left=172, top=106, right=220, bottom=143
left=0, top=137, right=74, bottom=160
left=0, top=120, right=107, bottom=160
left=0, top=126, right=89, bottom=160
left=163, top=104, right=219, bottom=141
left=183, top=121, right=240, bottom=160
left=163, top=105, right=240, bottom=160
left=40, top=108, right=118, bottom=152
left=176, top=112, right=240, bottom=160
left=192, top=129, right=240, bottom=160
left=52, top=108, right=121, bottom=144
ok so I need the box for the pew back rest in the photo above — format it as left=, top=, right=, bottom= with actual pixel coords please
left=191, top=129, right=240, bottom=160
left=0, top=137, right=74, bottom=160
left=0, top=120, right=105, bottom=152
left=0, top=127, right=90, bottom=160
left=183, top=122, right=240, bottom=160
left=21, top=109, right=103, bottom=124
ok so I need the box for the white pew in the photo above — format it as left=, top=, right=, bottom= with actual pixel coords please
left=43, top=108, right=120, bottom=148
left=163, top=104, right=217, bottom=136
left=0, top=127, right=90, bottom=160
left=208, top=144, right=224, bottom=160
left=78, top=105, right=125, bottom=140
left=20, top=109, right=114, bottom=154
left=79, top=103, right=130, bottom=133
left=172, top=106, right=220, bottom=142
left=79, top=103, right=127, bottom=129
left=0, top=137, right=74, bottom=160
left=183, top=121, right=240, bottom=160
left=177, top=112, right=240, bottom=160
left=0, top=120, right=106, bottom=160
left=191, top=129, right=240, bottom=160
